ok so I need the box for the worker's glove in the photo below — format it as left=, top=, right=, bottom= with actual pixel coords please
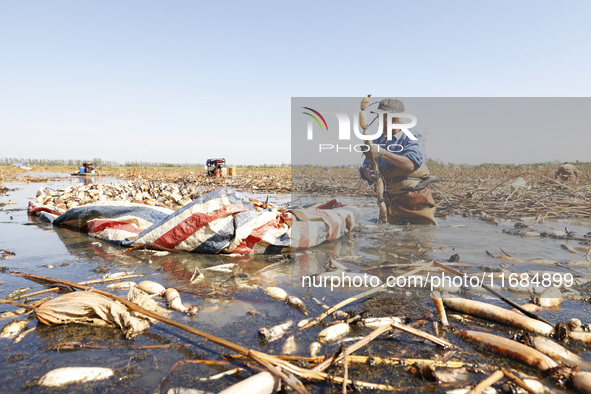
left=363, top=167, right=380, bottom=182
left=368, top=143, right=385, bottom=158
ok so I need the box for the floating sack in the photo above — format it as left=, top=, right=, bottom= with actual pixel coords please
left=35, top=292, right=151, bottom=338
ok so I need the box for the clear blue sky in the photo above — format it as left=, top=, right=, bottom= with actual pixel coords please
left=1, top=1, right=590, bottom=165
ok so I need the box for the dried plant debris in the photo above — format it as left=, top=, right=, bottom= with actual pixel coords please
left=1, top=319, right=29, bottom=339
left=0, top=249, right=15, bottom=260
left=35, top=291, right=151, bottom=338
left=294, top=166, right=591, bottom=221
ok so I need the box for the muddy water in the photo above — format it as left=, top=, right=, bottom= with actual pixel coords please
left=0, top=176, right=590, bottom=393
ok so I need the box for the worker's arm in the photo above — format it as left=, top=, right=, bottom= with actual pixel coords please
left=369, top=144, right=416, bottom=172
left=380, top=151, right=415, bottom=172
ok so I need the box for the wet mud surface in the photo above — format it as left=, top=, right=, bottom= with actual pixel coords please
left=1, top=174, right=590, bottom=392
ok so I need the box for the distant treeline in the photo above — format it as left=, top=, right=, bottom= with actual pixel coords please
left=2, top=157, right=586, bottom=169
left=0, top=158, right=288, bottom=168
left=292, top=159, right=591, bottom=170
left=426, top=158, right=591, bottom=169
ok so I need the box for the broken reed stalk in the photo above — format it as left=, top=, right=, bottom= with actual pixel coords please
left=50, top=342, right=188, bottom=351
left=159, top=359, right=236, bottom=392
left=342, top=346, right=348, bottom=394
left=12, top=272, right=308, bottom=393
left=432, top=261, right=553, bottom=327
left=242, top=353, right=402, bottom=391
left=11, top=273, right=147, bottom=300
left=196, top=368, right=244, bottom=381
left=312, top=322, right=455, bottom=373
left=312, top=323, right=392, bottom=371
left=248, top=355, right=486, bottom=369
left=501, top=370, right=538, bottom=394
left=468, top=370, right=504, bottom=394
left=391, top=322, right=455, bottom=348
left=0, top=296, right=51, bottom=310
left=301, top=261, right=433, bottom=330
left=114, top=244, right=146, bottom=254
left=300, top=285, right=386, bottom=329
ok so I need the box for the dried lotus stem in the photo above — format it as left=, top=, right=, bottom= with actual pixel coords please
left=228, top=354, right=490, bottom=369
left=12, top=274, right=147, bottom=300
left=105, top=281, right=136, bottom=290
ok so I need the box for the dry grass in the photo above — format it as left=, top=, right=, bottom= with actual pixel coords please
left=0, top=165, right=291, bottom=194
left=293, top=164, right=591, bottom=221
left=0, top=166, right=25, bottom=182
left=5, top=163, right=591, bottom=220
left=100, top=166, right=291, bottom=194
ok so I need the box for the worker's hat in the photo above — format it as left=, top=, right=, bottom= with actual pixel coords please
left=371, top=98, right=405, bottom=114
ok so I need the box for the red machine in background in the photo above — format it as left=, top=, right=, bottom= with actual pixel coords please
left=206, top=158, right=226, bottom=177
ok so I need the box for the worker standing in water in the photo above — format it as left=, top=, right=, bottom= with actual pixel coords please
left=360, top=98, right=437, bottom=225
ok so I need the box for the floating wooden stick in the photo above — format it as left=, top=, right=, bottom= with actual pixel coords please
left=10, top=273, right=147, bottom=300
left=468, top=370, right=504, bottom=394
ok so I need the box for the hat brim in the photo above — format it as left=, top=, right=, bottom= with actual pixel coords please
left=370, top=109, right=403, bottom=114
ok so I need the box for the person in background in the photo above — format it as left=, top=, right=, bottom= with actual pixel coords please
left=359, top=98, right=437, bottom=225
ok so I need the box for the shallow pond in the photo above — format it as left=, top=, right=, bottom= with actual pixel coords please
left=0, top=175, right=590, bottom=393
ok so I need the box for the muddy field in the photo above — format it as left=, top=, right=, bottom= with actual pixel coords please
left=1, top=165, right=291, bottom=194
left=0, top=165, right=591, bottom=393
